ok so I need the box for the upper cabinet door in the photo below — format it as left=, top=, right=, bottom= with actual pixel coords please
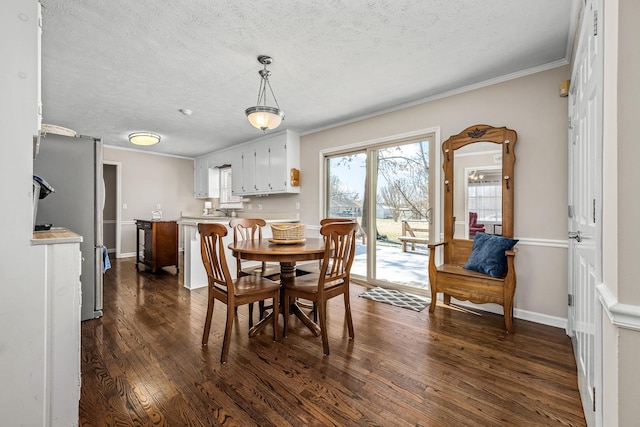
left=268, top=141, right=287, bottom=193
left=254, top=144, right=270, bottom=193
left=231, top=149, right=245, bottom=195
left=194, top=157, right=208, bottom=198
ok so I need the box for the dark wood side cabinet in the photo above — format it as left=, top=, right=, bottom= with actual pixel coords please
left=135, top=220, right=179, bottom=273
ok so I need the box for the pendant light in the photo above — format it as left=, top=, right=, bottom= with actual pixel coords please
left=245, top=55, right=285, bottom=132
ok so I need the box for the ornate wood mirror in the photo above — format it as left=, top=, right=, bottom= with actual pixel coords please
left=443, top=124, right=517, bottom=241
left=428, top=124, right=518, bottom=332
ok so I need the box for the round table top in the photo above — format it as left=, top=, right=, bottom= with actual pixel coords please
left=228, top=237, right=325, bottom=263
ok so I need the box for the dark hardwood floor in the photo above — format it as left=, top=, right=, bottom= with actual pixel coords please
left=80, top=257, right=586, bottom=426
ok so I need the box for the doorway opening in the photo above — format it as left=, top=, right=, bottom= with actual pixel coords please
left=103, top=161, right=121, bottom=258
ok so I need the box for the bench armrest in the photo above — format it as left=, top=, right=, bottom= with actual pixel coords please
left=427, top=241, right=446, bottom=249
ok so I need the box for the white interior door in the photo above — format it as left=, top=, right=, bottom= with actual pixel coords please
left=568, top=0, right=602, bottom=424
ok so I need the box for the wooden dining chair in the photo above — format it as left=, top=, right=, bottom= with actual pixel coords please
left=310, top=218, right=356, bottom=270
left=229, top=218, right=280, bottom=327
left=298, top=218, right=357, bottom=321
left=198, top=223, right=280, bottom=363
left=282, top=221, right=357, bottom=355
left=319, top=217, right=356, bottom=225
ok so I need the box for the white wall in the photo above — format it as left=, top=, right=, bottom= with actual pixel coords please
left=0, top=1, right=49, bottom=424
left=601, top=0, right=640, bottom=424
left=617, top=0, right=640, bottom=420
left=104, top=147, right=202, bottom=255
left=298, top=65, right=571, bottom=323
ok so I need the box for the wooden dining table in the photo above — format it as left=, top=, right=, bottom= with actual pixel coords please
left=228, top=237, right=326, bottom=337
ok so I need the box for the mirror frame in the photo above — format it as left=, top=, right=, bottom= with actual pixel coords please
left=442, top=124, right=517, bottom=240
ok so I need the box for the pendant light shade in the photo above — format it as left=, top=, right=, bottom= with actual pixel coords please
left=245, top=56, right=285, bottom=132
left=245, top=106, right=285, bottom=131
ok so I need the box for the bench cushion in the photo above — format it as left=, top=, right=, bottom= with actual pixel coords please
left=463, top=232, right=518, bottom=278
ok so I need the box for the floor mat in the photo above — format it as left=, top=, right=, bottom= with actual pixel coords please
left=359, top=287, right=429, bottom=312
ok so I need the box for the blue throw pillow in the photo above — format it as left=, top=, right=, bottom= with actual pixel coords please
left=463, top=232, right=518, bottom=278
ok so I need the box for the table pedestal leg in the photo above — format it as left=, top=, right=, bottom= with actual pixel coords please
left=281, top=262, right=320, bottom=337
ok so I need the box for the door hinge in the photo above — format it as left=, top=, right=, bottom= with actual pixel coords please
left=593, top=387, right=596, bottom=412
left=593, top=199, right=596, bottom=223
left=568, top=117, right=573, bottom=129
left=568, top=205, right=574, bottom=218
left=593, top=10, right=598, bottom=36
left=568, top=294, right=574, bottom=307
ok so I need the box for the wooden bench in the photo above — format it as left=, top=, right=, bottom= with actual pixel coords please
left=398, top=220, right=429, bottom=252
left=428, top=124, right=518, bottom=333
left=428, top=239, right=517, bottom=332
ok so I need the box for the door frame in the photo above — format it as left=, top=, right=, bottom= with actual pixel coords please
left=319, top=127, right=442, bottom=292
left=103, top=160, right=122, bottom=258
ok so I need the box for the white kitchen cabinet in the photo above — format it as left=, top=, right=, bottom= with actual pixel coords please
left=194, top=154, right=221, bottom=199
left=231, top=149, right=247, bottom=195
left=254, top=143, right=270, bottom=193
left=32, top=230, right=82, bottom=426
left=182, top=221, right=236, bottom=289
left=194, top=156, right=208, bottom=198
left=267, top=141, right=287, bottom=193
left=231, top=130, right=300, bottom=196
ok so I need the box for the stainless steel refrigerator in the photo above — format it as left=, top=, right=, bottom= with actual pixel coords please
left=33, top=133, right=104, bottom=321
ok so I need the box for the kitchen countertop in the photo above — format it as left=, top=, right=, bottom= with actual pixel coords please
left=32, top=227, right=83, bottom=245
left=178, top=217, right=299, bottom=226
left=178, top=211, right=299, bottom=226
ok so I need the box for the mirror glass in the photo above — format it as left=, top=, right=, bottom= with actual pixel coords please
left=453, top=142, right=503, bottom=239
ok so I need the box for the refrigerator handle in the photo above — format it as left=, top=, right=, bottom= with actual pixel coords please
left=94, top=137, right=104, bottom=316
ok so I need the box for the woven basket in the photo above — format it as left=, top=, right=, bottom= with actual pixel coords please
left=271, top=223, right=306, bottom=240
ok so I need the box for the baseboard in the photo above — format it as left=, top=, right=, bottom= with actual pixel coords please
left=449, top=298, right=568, bottom=330
left=352, top=281, right=569, bottom=330
left=119, top=252, right=137, bottom=259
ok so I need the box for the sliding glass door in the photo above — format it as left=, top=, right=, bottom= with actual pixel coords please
left=324, top=134, right=435, bottom=294
left=326, top=152, right=368, bottom=277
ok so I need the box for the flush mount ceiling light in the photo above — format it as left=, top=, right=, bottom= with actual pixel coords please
left=128, top=132, right=161, bottom=146
left=245, top=55, right=285, bottom=132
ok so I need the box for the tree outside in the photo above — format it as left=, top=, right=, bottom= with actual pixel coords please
left=327, top=140, right=431, bottom=249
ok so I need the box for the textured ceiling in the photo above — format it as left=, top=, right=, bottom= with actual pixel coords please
left=40, top=0, right=578, bottom=158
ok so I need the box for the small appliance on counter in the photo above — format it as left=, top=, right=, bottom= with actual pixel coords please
left=203, top=201, right=212, bottom=215
left=32, top=175, right=55, bottom=231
